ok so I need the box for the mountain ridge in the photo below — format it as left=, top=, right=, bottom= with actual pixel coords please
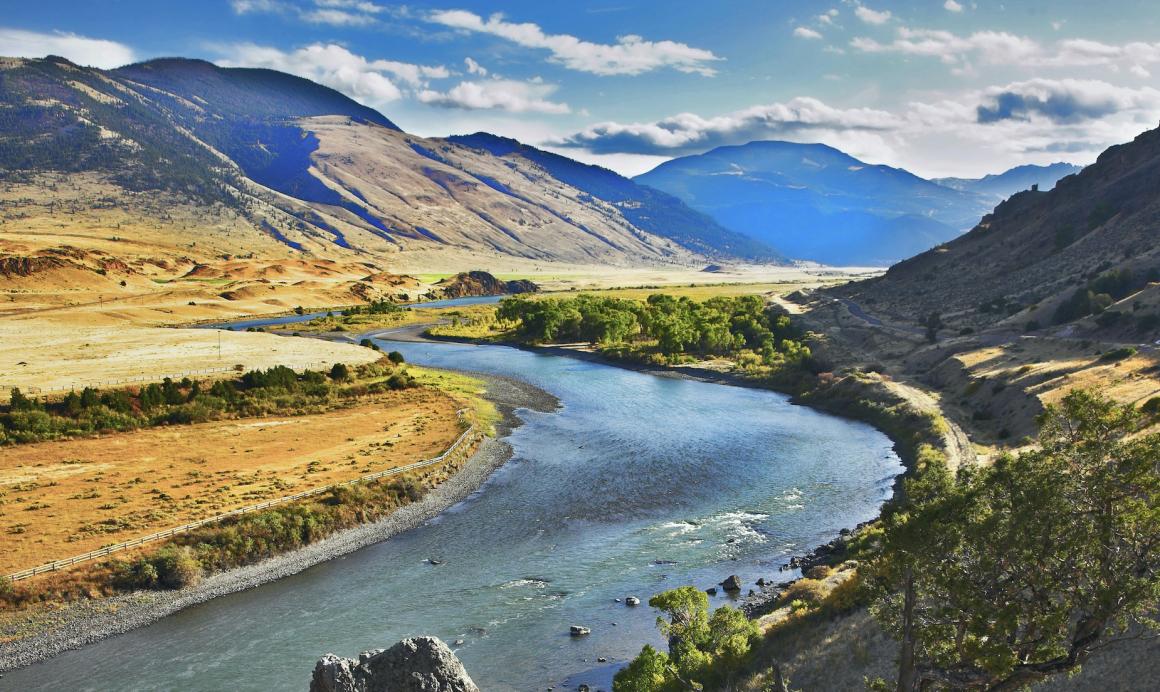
left=634, top=140, right=1081, bottom=266
left=933, top=161, right=1083, bottom=202
left=0, top=55, right=772, bottom=271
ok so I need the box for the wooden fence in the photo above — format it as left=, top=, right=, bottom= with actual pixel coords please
left=4, top=423, right=481, bottom=582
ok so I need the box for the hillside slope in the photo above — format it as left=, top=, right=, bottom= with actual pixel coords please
left=635, top=140, right=992, bottom=265
left=448, top=133, right=782, bottom=262
left=0, top=55, right=763, bottom=274
left=839, top=125, right=1160, bottom=334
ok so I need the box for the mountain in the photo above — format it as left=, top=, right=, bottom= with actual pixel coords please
left=0, top=55, right=769, bottom=270
left=837, top=126, right=1160, bottom=334
left=634, top=140, right=994, bottom=266
left=448, top=133, right=781, bottom=261
left=933, top=162, right=1083, bottom=203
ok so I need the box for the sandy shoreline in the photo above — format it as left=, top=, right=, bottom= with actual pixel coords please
left=0, top=370, right=558, bottom=673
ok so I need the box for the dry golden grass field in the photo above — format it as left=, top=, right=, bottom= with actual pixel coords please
left=0, top=386, right=463, bottom=575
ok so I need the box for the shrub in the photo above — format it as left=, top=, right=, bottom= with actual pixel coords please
left=386, top=373, right=415, bottom=390
left=9, top=388, right=38, bottom=411
left=153, top=547, right=202, bottom=588
left=1136, top=313, right=1160, bottom=333
left=329, top=363, right=350, bottom=381
left=1099, top=347, right=1137, bottom=362
left=1096, top=311, right=1123, bottom=327
left=780, top=577, right=827, bottom=605
left=387, top=350, right=405, bottom=365
left=805, top=565, right=832, bottom=580
left=821, top=572, right=864, bottom=614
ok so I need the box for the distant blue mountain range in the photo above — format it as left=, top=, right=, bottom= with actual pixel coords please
left=933, top=162, right=1083, bottom=202
left=634, top=141, right=1080, bottom=266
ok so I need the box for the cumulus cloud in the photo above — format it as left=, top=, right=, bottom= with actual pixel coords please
left=216, top=42, right=449, bottom=106
left=976, top=78, right=1160, bottom=124
left=418, top=78, right=570, bottom=114
left=854, top=5, right=892, bottom=25
left=545, top=76, right=1160, bottom=178
left=0, top=27, right=136, bottom=69
left=944, top=0, right=963, bottom=12
left=548, top=97, right=899, bottom=155
left=794, top=27, right=823, bottom=40
left=427, top=10, right=722, bottom=76
left=853, top=25, right=1160, bottom=73
left=819, top=9, right=839, bottom=25
left=464, top=56, right=488, bottom=75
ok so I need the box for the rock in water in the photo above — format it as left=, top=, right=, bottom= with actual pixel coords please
left=721, top=575, right=742, bottom=592
left=309, top=636, right=479, bottom=692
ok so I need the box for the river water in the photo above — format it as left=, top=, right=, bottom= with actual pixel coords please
left=6, top=329, right=901, bottom=691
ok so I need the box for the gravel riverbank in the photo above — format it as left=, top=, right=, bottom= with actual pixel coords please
left=0, top=371, right=557, bottom=673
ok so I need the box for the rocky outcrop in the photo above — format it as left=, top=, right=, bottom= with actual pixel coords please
left=437, top=271, right=538, bottom=299
left=0, top=255, right=71, bottom=278
left=309, top=637, right=479, bottom=692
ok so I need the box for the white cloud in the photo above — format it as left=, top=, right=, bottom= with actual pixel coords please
left=418, top=78, right=570, bottom=114
left=794, top=27, right=823, bottom=40
left=231, top=0, right=286, bottom=14
left=216, top=43, right=449, bottom=107
left=547, top=78, right=1160, bottom=178
left=301, top=9, right=376, bottom=26
left=314, top=0, right=385, bottom=11
left=549, top=97, right=899, bottom=155
left=427, top=10, right=722, bottom=76
left=854, top=27, right=1038, bottom=65
left=0, top=27, right=136, bottom=69
left=975, top=78, right=1160, bottom=124
left=853, top=25, right=1160, bottom=72
left=819, top=9, right=839, bottom=25
left=854, top=5, right=892, bottom=25
left=232, top=0, right=385, bottom=26
left=464, top=56, right=488, bottom=76
left=944, top=0, right=963, bottom=12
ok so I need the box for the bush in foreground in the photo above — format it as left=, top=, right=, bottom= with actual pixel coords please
left=868, top=389, right=1160, bottom=690
left=613, top=586, right=760, bottom=691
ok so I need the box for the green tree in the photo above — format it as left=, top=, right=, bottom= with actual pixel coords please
left=614, top=586, right=760, bottom=691
left=329, top=363, right=350, bottom=382
left=614, top=645, right=672, bottom=692
left=8, top=387, right=38, bottom=411
left=79, top=386, right=101, bottom=409
left=870, top=389, right=1160, bottom=690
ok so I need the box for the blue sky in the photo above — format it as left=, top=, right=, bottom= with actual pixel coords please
left=5, top=1, right=1160, bottom=177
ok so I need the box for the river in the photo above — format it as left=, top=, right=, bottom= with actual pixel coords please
left=5, top=316, right=901, bottom=691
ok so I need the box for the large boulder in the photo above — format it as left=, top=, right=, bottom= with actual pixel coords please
left=721, top=575, right=743, bottom=592
left=309, top=637, right=479, bottom=692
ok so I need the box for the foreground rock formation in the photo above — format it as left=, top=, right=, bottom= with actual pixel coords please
left=309, top=637, right=479, bottom=692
